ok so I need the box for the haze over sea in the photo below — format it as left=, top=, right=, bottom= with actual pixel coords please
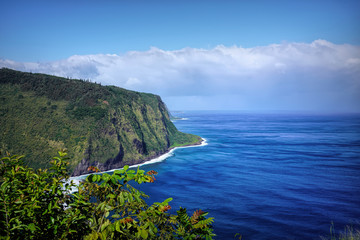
left=128, top=111, right=360, bottom=239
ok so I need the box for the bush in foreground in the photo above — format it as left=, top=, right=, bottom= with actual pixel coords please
left=0, top=151, right=215, bottom=239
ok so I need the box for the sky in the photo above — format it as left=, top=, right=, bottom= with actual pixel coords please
left=1, top=0, right=360, bottom=112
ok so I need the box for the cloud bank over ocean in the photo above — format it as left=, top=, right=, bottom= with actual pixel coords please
left=1, top=40, right=359, bottom=112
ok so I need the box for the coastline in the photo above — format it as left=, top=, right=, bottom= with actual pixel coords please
left=127, top=137, right=208, bottom=169
left=71, top=137, right=208, bottom=180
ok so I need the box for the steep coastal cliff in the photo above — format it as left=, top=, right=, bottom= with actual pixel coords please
left=0, top=68, right=201, bottom=176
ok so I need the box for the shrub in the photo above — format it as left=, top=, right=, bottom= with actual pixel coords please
left=0, top=151, right=215, bottom=239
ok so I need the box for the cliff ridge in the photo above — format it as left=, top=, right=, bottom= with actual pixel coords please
left=0, top=68, right=201, bottom=176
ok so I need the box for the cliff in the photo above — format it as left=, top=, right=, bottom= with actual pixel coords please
left=0, top=68, right=202, bottom=176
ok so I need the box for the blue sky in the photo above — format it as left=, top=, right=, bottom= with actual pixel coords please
left=1, top=0, right=359, bottom=61
left=1, top=0, right=360, bottom=112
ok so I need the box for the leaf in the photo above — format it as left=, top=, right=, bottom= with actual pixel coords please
left=100, top=220, right=110, bottom=232
left=114, top=169, right=125, bottom=175
left=134, top=193, right=141, bottom=202
left=123, top=165, right=129, bottom=171
left=58, top=151, right=67, bottom=157
left=115, top=220, right=122, bottom=232
left=119, top=192, right=125, bottom=205
left=108, top=193, right=116, bottom=199
left=128, top=193, right=134, bottom=202
left=114, top=174, right=124, bottom=181
left=96, top=174, right=101, bottom=182
left=14, top=199, right=23, bottom=204
left=140, top=229, right=148, bottom=239
left=102, top=173, right=110, bottom=182
left=111, top=177, right=117, bottom=185
left=28, top=223, right=36, bottom=233
left=87, top=174, right=94, bottom=183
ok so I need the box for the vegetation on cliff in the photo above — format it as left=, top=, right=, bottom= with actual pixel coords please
left=0, top=151, right=215, bottom=239
left=0, top=68, right=201, bottom=175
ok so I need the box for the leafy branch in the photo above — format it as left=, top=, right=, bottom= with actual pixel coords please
left=0, top=151, right=215, bottom=239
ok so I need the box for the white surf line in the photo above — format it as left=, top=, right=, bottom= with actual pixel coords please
left=128, top=137, right=208, bottom=169
left=70, top=138, right=208, bottom=182
left=171, top=117, right=189, bottom=122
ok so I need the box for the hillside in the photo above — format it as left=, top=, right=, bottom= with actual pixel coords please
left=0, top=68, right=201, bottom=176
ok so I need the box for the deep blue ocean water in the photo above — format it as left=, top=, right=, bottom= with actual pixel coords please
left=124, top=112, right=360, bottom=239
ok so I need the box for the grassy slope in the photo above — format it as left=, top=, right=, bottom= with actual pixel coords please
left=0, top=68, right=201, bottom=173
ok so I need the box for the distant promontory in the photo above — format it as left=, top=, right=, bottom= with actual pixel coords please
left=0, top=68, right=201, bottom=176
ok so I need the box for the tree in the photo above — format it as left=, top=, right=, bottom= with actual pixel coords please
left=0, top=151, right=215, bottom=239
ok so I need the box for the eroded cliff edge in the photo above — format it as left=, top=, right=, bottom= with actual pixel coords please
left=0, top=68, right=202, bottom=176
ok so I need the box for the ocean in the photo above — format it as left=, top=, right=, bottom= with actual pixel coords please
left=135, top=111, right=360, bottom=239
left=74, top=111, right=360, bottom=239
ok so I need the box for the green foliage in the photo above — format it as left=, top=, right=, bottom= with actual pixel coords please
left=0, top=151, right=215, bottom=239
left=176, top=208, right=215, bottom=240
left=321, top=223, right=360, bottom=240
left=71, top=106, right=107, bottom=121
left=0, top=151, right=89, bottom=240
left=0, top=68, right=201, bottom=175
left=169, top=132, right=202, bottom=148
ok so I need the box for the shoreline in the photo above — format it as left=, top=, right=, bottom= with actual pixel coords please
left=71, top=138, right=208, bottom=180
left=127, top=137, right=208, bottom=169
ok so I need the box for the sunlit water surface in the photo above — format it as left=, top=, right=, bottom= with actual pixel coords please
left=106, top=111, right=360, bottom=239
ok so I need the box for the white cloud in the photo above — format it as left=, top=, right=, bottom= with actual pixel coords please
left=1, top=40, right=360, bottom=112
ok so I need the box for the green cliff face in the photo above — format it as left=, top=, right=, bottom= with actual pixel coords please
left=0, top=68, right=201, bottom=176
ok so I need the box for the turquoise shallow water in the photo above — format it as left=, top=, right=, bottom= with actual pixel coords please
left=113, top=111, right=360, bottom=239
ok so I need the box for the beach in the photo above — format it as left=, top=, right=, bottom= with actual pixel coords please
left=70, top=137, right=207, bottom=181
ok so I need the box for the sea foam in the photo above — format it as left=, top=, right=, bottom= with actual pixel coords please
left=69, top=138, right=207, bottom=183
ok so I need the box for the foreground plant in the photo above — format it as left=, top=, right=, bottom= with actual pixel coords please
left=0, top=151, right=215, bottom=239
left=320, top=223, right=360, bottom=240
